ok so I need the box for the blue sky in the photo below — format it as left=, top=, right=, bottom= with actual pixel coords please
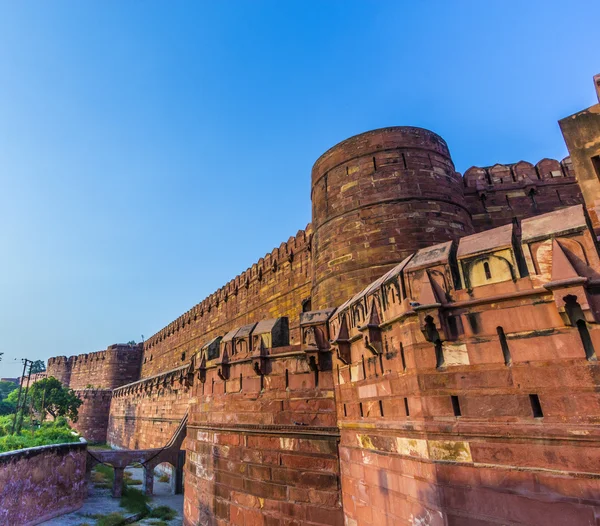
left=0, top=1, right=598, bottom=377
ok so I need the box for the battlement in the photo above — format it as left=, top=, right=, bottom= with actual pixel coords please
left=139, top=225, right=313, bottom=377
left=462, top=157, right=582, bottom=232
left=47, top=343, right=142, bottom=391
left=463, top=157, right=575, bottom=188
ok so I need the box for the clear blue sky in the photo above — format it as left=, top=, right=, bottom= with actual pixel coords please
left=0, top=1, right=598, bottom=377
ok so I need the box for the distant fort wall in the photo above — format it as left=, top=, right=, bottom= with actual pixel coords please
left=47, top=343, right=142, bottom=391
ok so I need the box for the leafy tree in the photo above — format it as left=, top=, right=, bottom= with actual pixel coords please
left=6, top=387, right=28, bottom=406
left=0, top=400, right=15, bottom=416
left=0, top=380, right=17, bottom=400
left=30, top=360, right=46, bottom=374
left=29, top=377, right=83, bottom=422
left=127, top=340, right=137, bottom=345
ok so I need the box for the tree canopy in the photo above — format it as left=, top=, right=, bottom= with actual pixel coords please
left=0, top=380, right=17, bottom=400
left=29, top=360, right=46, bottom=374
left=29, top=377, right=82, bottom=422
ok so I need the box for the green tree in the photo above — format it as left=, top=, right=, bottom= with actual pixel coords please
left=29, top=360, right=46, bottom=374
left=0, top=380, right=17, bottom=400
left=6, top=387, right=28, bottom=406
left=0, top=400, right=15, bottom=415
left=29, top=377, right=83, bottom=422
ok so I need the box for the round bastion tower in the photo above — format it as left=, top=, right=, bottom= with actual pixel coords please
left=310, top=126, right=474, bottom=309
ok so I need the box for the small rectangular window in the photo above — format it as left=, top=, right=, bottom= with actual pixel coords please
left=451, top=395, right=461, bottom=417
left=530, top=394, right=543, bottom=418
left=592, top=155, right=600, bottom=181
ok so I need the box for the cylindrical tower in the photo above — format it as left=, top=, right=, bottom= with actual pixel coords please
left=311, top=126, right=473, bottom=309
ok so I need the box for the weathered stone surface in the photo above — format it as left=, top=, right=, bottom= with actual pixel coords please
left=0, top=442, right=87, bottom=525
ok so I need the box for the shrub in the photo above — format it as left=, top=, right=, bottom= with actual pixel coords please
left=149, top=505, right=177, bottom=521
left=119, top=486, right=150, bottom=515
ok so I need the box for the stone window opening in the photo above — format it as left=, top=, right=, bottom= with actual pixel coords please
left=497, top=326, right=512, bottom=365
left=564, top=295, right=597, bottom=361
left=181, top=352, right=186, bottom=361
left=404, top=397, right=410, bottom=417
left=483, top=261, right=492, bottom=280
left=359, top=402, right=364, bottom=417
left=424, top=316, right=445, bottom=369
left=528, top=188, right=537, bottom=208
left=400, top=341, right=407, bottom=371
left=451, top=395, right=461, bottom=417
left=379, top=400, right=384, bottom=417
left=301, top=297, right=312, bottom=313
left=530, top=394, right=543, bottom=418
left=592, top=155, right=600, bottom=181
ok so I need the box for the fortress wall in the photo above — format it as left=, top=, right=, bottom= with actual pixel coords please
left=328, top=205, right=600, bottom=526
left=47, top=344, right=142, bottom=391
left=184, top=340, right=342, bottom=526
left=46, top=356, right=72, bottom=386
left=140, top=227, right=313, bottom=378
left=71, top=389, right=113, bottom=443
left=108, top=367, right=191, bottom=450
left=464, top=157, right=583, bottom=232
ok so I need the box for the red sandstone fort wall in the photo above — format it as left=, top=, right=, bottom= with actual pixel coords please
left=328, top=205, right=600, bottom=525
left=183, top=337, right=342, bottom=526
left=140, top=227, right=313, bottom=378
left=108, top=367, right=191, bottom=450
left=37, top=90, right=600, bottom=525
left=71, top=389, right=113, bottom=443
left=46, top=344, right=142, bottom=443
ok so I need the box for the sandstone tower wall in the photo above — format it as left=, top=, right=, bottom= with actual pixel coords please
left=46, top=344, right=142, bottom=442
left=47, top=343, right=142, bottom=391
left=310, top=126, right=473, bottom=310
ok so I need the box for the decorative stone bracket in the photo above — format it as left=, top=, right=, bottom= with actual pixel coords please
left=251, top=339, right=269, bottom=375
left=358, top=299, right=383, bottom=355
left=216, top=349, right=230, bottom=381
left=301, top=309, right=335, bottom=370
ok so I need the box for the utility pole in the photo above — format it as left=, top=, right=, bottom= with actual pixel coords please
left=11, top=359, right=32, bottom=435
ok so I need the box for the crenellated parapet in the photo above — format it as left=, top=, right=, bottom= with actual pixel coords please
left=463, top=157, right=583, bottom=232
left=46, top=343, right=142, bottom=391
left=140, top=226, right=313, bottom=376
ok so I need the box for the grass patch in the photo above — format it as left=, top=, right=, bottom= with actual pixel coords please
left=88, top=442, right=113, bottom=450
left=97, top=512, right=127, bottom=526
left=91, top=464, right=115, bottom=489
left=147, top=521, right=169, bottom=526
left=149, top=505, right=176, bottom=521
left=120, top=486, right=150, bottom=515
left=0, top=416, right=79, bottom=453
left=157, top=473, right=170, bottom=483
